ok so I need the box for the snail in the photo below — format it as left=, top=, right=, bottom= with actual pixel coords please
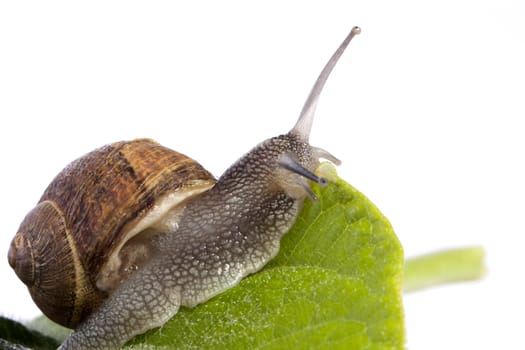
left=8, top=26, right=361, bottom=349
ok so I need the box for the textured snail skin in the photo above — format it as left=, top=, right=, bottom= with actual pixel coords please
left=59, top=134, right=320, bottom=349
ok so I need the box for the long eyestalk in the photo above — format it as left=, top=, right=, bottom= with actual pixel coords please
left=291, top=26, right=361, bottom=141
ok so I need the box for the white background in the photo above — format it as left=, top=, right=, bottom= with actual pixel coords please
left=1, top=1, right=524, bottom=349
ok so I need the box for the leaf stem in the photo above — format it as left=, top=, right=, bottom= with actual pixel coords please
left=403, top=246, right=486, bottom=293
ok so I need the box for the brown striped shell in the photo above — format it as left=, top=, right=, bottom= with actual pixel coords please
left=7, top=139, right=215, bottom=328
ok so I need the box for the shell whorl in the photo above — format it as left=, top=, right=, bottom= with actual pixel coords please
left=8, top=139, right=215, bottom=327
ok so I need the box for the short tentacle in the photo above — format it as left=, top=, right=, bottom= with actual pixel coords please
left=312, top=146, right=342, bottom=166
left=278, top=153, right=328, bottom=187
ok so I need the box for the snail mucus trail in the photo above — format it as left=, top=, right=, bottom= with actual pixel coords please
left=9, top=26, right=361, bottom=350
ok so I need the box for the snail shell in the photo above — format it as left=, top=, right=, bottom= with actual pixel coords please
left=7, top=138, right=215, bottom=328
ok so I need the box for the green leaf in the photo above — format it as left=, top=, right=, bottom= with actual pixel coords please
left=126, top=171, right=406, bottom=349
left=404, top=246, right=486, bottom=292
left=2, top=171, right=406, bottom=349
left=0, top=316, right=59, bottom=350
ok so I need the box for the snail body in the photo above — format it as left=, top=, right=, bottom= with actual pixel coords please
left=8, top=27, right=361, bottom=349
